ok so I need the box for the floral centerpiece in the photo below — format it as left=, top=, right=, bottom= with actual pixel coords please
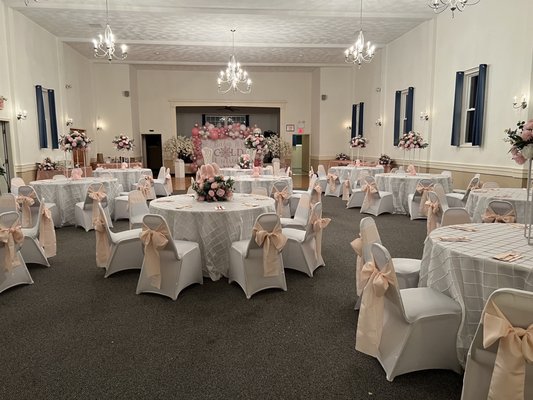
left=504, top=120, right=532, bottom=164
left=336, top=153, right=350, bottom=161
left=164, top=136, right=195, bottom=163
left=238, top=154, right=252, bottom=169
left=350, top=136, right=367, bottom=148
left=266, top=136, right=292, bottom=160
left=37, top=157, right=58, bottom=171
left=379, top=154, right=393, bottom=165
left=397, top=131, right=429, bottom=150
left=244, top=129, right=268, bottom=154
left=60, top=130, right=92, bottom=152
left=112, top=134, right=134, bottom=151
left=192, top=167, right=235, bottom=202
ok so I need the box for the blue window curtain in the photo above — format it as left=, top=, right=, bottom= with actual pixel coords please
left=393, top=91, right=401, bottom=145
left=48, top=90, right=59, bottom=149
left=201, top=114, right=206, bottom=126
left=405, top=87, right=414, bottom=133
left=35, top=85, right=47, bottom=148
left=351, top=104, right=357, bottom=138
left=358, top=102, right=364, bottom=136
left=451, top=71, right=465, bottom=146
left=472, top=64, right=487, bottom=146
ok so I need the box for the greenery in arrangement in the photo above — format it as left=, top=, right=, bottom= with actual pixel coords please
left=266, top=136, right=292, bottom=159
left=378, top=154, right=393, bottom=165
left=164, top=136, right=195, bottom=162
left=336, top=153, right=350, bottom=161
left=192, top=175, right=235, bottom=202
left=504, top=120, right=533, bottom=165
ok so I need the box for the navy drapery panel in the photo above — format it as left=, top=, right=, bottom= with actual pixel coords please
left=393, top=91, right=401, bottom=145
left=405, top=87, right=414, bottom=133
left=358, top=102, right=364, bottom=136
left=35, top=85, right=47, bottom=148
left=472, top=64, right=487, bottom=146
left=451, top=71, right=465, bottom=146
left=351, top=104, right=357, bottom=138
left=48, top=89, right=59, bottom=149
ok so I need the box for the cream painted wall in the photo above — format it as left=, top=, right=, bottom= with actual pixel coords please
left=0, top=1, right=13, bottom=123
left=310, top=68, right=321, bottom=159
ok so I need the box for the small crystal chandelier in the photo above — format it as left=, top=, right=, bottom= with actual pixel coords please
left=428, top=0, right=480, bottom=17
left=24, top=0, right=41, bottom=5
left=217, top=29, right=252, bottom=94
left=344, top=0, right=375, bottom=68
left=92, top=0, right=127, bottom=62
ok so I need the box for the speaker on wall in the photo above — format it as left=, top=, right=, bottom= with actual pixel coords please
left=321, top=94, right=327, bottom=101
left=123, top=91, right=130, bottom=97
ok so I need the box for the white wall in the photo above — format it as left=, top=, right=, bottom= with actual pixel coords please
left=0, top=1, right=13, bottom=123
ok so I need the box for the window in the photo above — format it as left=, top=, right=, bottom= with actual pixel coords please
left=35, top=85, right=59, bottom=149
left=350, top=102, right=364, bottom=138
left=204, top=115, right=247, bottom=127
left=393, top=87, right=414, bottom=145
left=451, top=64, right=487, bottom=147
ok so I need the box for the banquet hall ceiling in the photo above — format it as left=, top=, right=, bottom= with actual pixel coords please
left=6, top=0, right=437, bottom=66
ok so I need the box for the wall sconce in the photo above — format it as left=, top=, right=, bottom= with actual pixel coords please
left=16, top=110, right=27, bottom=120
left=66, top=118, right=74, bottom=126
left=419, top=112, right=429, bottom=121
left=375, top=118, right=382, bottom=126
left=345, top=125, right=352, bottom=131
left=513, top=95, right=527, bottom=109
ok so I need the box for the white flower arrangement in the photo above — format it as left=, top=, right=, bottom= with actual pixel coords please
left=244, top=130, right=268, bottom=153
left=164, top=136, right=195, bottom=162
left=112, top=134, right=134, bottom=151
left=60, top=130, right=92, bottom=152
left=266, top=136, right=292, bottom=159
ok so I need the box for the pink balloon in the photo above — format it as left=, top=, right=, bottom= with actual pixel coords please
left=210, top=131, right=219, bottom=140
left=192, top=128, right=199, bottom=136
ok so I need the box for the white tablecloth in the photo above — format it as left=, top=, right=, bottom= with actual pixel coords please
left=30, top=177, right=120, bottom=226
left=93, top=168, right=153, bottom=191
left=232, top=175, right=293, bottom=195
left=465, top=187, right=529, bottom=223
left=220, top=167, right=271, bottom=177
left=328, top=166, right=384, bottom=185
left=149, top=193, right=276, bottom=281
left=419, top=223, right=533, bottom=365
left=375, top=173, right=452, bottom=214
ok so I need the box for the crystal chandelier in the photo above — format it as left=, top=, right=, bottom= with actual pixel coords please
left=344, top=0, right=375, bottom=67
left=217, top=29, right=252, bottom=94
left=24, top=0, right=41, bottom=5
left=92, top=0, right=127, bottom=62
left=428, top=0, right=480, bottom=17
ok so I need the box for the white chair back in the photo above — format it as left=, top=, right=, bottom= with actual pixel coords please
left=156, top=166, right=166, bottom=181
left=432, top=183, right=449, bottom=210
left=462, top=176, right=481, bottom=201
left=359, top=217, right=382, bottom=264
left=412, top=178, right=434, bottom=200
left=307, top=175, right=318, bottom=191
left=317, top=164, right=327, bottom=179
left=10, top=177, right=25, bottom=195
left=487, top=200, right=515, bottom=216
left=441, top=208, right=472, bottom=226
left=293, top=193, right=311, bottom=222
left=142, top=214, right=179, bottom=259
left=137, top=176, right=156, bottom=200
left=202, top=147, right=214, bottom=164
left=129, top=190, right=149, bottom=220
left=482, top=181, right=499, bottom=189
left=83, top=183, right=109, bottom=209
left=0, top=194, right=17, bottom=214
left=303, top=201, right=322, bottom=240
left=246, top=213, right=280, bottom=255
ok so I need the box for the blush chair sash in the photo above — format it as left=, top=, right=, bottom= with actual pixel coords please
left=272, top=187, right=290, bottom=217
left=312, top=216, right=331, bottom=259
left=483, top=300, right=533, bottom=400
left=0, top=222, right=23, bottom=272
left=16, top=195, right=35, bottom=228
left=140, top=223, right=169, bottom=289
left=342, top=180, right=351, bottom=201
left=416, top=183, right=434, bottom=214
left=482, top=207, right=516, bottom=223
left=327, top=174, right=338, bottom=192
left=361, top=182, right=378, bottom=210
left=406, top=164, right=417, bottom=175
left=93, top=216, right=110, bottom=268
left=350, top=236, right=364, bottom=296
left=88, top=186, right=107, bottom=222
left=39, top=205, right=56, bottom=258
left=425, top=199, right=441, bottom=234
left=253, top=221, right=287, bottom=277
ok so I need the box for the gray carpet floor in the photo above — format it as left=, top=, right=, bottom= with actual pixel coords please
left=1, top=195, right=463, bottom=400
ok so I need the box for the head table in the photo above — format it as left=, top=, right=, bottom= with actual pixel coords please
left=231, top=175, right=293, bottom=195
left=419, top=223, right=533, bottom=365
left=30, top=177, right=120, bottom=227
left=465, top=187, right=528, bottom=223
left=149, top=193, right=276, bottom=281
left=93, top=168, right=153, bottom=191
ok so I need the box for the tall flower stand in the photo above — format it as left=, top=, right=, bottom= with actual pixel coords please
left=522, top=145, right=533, bottom=244
left=254, top=151, right=264, bottom=167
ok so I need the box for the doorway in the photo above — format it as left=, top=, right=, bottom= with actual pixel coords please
left=291, top=134, right=310, bottom=175
left=0, top=121, right=13, bottom=193
left=142, top=134, right=162, bottom=175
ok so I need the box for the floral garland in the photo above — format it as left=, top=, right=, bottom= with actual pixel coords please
left=112, top=134, right=134, bottom=151
left=244, top=129, right=268, bottom=154
left=505, top=120, right=532, bottom=165
left=397, top=131, right=429, bottom=150
left=379, top=154, right=393, bottom=165
left=336, top=153, right=350, bottom=161
left=60, top=130, right=92, bottom=152
left=37, top=157, right=58, bottom=171
left=350, top=135, right=367, bottom=148
left=238, top=154, right=252, bottom=169
left=192, top=173, right=235, bottom=202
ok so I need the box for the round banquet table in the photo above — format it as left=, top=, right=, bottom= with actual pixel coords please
left=149, top=193, right=276, bottom=281
left=419, top=223, right=533, bottom=365
left=465, top=187, right=529, bottom=223
left=93, top=168, right=153, bottom=191
left=30, top=177, right=120, bottom=226
left=232, top=175, right=293, bottom=195
left=328, top=165, right=384, bottom=185
left=375, top=173, right=452, bottom=214
left=220, top=167, right=271, bottom=177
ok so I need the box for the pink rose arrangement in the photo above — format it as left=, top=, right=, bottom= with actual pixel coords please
left=397, top=131, right=428, bottom=150
left=37, top=157, right=58, bottom=171
left=244, top=129, right=268, bottom=154
left=192, top=164, right=235, bottom=202
left=350, top=136, right=367, bottom=148
left=60, top=130, right=92, bottom=151
left=112, top=134, right=134, bottom=151
left=505, top=120, right=533, bottom=165
left=238, top=153, right=252, bottom=169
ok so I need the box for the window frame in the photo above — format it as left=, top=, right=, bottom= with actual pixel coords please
left=460, top=67, right=480, bottom=147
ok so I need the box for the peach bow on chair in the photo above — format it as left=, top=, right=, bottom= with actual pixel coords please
left=93, top=215, right=110, bottom=268
left=327, top=174, right=338, bottom=192
left=406, top=164, right=417, bottom=176
left=0, top=222, right=24, bottom=272
left=308, top=167, right=315, bottom=177
left=311, top=185, right=322, bottom=206
left=121, top=162, right=128, bottom=169
left=425, top=198, right=441, bottom=234
left=355, top=258, right=398, bottom=357
left=361, top=181, right=378, bottom=210
left=312, top=215, right=331, bottom=259
left=164, top=169, right=173, bottom=194
left=252, top=167, right=261, bottom=177
left=272, top=187, right=290, bottom=217
left=39, top=205, right=56, bottom=258
left=342, top=180, right=351, bottom=201
left=16, top=195, right=35, bottom=228
left=139, top=182, right=153, bottom=199
left=416, top=183, right=434, bottom=214
left=350, top=236, right=364, bottom=296
left=483, top=300, right=533, bottom=400
left=253, top=221, right=287, bottom=277
left=140, top=223, right=169, bottom=289
left=88, top=186, right=107, bottom=222
left=482, top=207, right=516, bottom=223
left=211, top=163, right=221, bottom=175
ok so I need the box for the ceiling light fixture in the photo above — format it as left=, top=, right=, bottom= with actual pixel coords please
left=428, top=0, right=480, bottom=17
left=92, top=0, right=127, bottom=62
left=217, top=29, right=252, bottom=94
left=344, top=0, right=375, bottom=68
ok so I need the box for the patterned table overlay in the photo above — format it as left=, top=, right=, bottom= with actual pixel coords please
left=93, top=168, right=153, bottom=191
left=231, top=176, right=293, bottom=195
left=419, top=223, right=533, bottom=365
left=375, top=173, right=452, bottom=214
left=466, top=187, right=529, bottom=223
left=149, top=193, right=276, bottom=281
left=30, top=177, right=120, bottom=226
left=328, top=166, right=384, bottom=186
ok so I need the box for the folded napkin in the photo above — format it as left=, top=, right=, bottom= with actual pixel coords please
left=155, top=199, right=174, bottom=203
left=438, top=236, right=471, bottom=242
left=492, top=252, right=523, bottom=262
left=448, top=225, right=478, bottom=232
left=175, top=204, right=192, bottom=209
left=243, top=202, right=260, bottom=207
